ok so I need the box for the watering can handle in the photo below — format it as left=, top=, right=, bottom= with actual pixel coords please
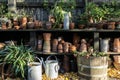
left=55, top=65, right=60, bottom=72
left=46, top=55, right=58, bottom=61
left=28, top=68, right=33, bottom=79
left=35, top=57, right=44, bottom=64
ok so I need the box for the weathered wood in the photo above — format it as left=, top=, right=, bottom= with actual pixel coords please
left=77, top=56, right=108, bottom=80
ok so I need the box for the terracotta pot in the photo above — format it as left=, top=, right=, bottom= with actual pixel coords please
left=63, top=42, right=71, bottom=53
left=52, top=39, right=58, bottom=52
left=96, top=23, right=104, bottom=29
left=20, top=17, right=28, bottom=29
left=43, top=33, right=51, bottom=41
left=34, top=20, right=42, bottom=29
left=116, top=21, right=120, bottom=29
left=58, top=43, right=63, bottom=53
left=78, top=24, right=85, bottom=29
left=1, top=23, right=7, bottom=30
left=49, top=15, right=55, bottom=24
left=69, top=22, right=75, bottom=29
left=45, top=22, right=52, bottom=29
left=113, top=55, right=120, bottom=63
left=69, top=45, right=76, bottom=52
left=79, top=39, right=87, bottom=52
left=107, top=21, right=115, bottom=30
left=27, top=22, right=34, bottom=29
left=113, top=38, right=120, bottom=52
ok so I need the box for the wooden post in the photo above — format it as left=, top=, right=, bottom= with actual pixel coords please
left=30, top=32, right=37, bottom=50
left=8, top=0, right=16, bottom=12
left=94, top=32, right=99, bottom=51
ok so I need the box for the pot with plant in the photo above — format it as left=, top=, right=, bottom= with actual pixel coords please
left=0, top=42, right=35, bottom=79
left=77, top=47, right=108, bottom=80
left=27, top=17, right=34, bottom=29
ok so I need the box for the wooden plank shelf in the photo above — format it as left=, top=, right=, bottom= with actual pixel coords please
left=35, top=51, right=74, bottom=55
left=0, top=29, right=120, bottom=32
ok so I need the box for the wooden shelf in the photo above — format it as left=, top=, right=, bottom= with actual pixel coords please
left=107, top=52, right=120, bottom=55
left=35, top=51, right=73, bottom=55
left=0, top=29, right=120, bottom=32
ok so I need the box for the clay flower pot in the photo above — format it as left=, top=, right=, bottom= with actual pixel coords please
left=116, top=21, right=120, bottom=29
left=45, top=21, right=52, bottom=29
left=96, top=23, right=104, bottom=29
left=113, top=38, right=120, bottom=52
left=1, top=23, right=7, bottom=30
left=69, top=22, right=75, bottom=29
left=43, top=33, right=51, bottom=41
left=113, top=55, right=120, bottom=63
left=78, top=24, right=85, bottom=29
left=107, top=21, right=115, bottom=30
left=34, top=20, right=42, bottom=29
left=20, top=17, right=28, bottom=29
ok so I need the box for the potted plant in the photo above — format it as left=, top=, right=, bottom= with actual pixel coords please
left=49, top=0, right=76, bottom=29
left=0, top=42, right=35, bottom=79
left=76, top=47, right=108, bottom=80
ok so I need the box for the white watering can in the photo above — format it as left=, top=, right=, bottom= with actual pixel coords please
left=28, top=57, right=43, bottom=80
left=43, top=56, right=59, bottom=79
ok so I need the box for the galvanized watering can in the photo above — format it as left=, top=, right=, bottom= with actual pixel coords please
left=43, top=56, right=59, bottom=79
left=28, top=57, right=43, bottom=80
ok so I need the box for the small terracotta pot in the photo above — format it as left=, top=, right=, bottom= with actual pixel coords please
left=69, top=22, right=75, bottom=29
left=21, top=17, right=28, bottom=29
left=43, top=33, right=51, bottom=41
left=78, top=24, right=85, bottom=29
left=1, top=23, right=7, bottom=30
left=58, top=43, right=63, bottom=53
left=107, top=21, right=115, bottom=30
left=45, top=21, right=52, bottom=29
left=113, top=38, right=120, bottom=52
left=34, top=20, right=42, bottom=29
left=27, top=22, right=34, bottom=29
left=96, top=23, right=104, bottom=29
left=116, top=21, right=120, bottom=29
left=113, top=55, right=120, bottom=63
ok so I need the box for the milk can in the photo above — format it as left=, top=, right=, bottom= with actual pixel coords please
left=100, top=38, right=110, bottom=52
left=63, top=13, right=69, bottom=30
left=43, top=56, right=59, bottom=79
left=28, top=57, right=43, bottom=80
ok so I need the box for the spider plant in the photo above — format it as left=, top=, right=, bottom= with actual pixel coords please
left=0, top=42, right=35, bottom=79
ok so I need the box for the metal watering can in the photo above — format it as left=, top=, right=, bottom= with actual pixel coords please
left=28, top=57, right=43, bottom=80
left=43, top=56, right=59, bottom=79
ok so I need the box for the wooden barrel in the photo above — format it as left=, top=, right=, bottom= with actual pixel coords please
left=77, top=56, right=108, bottom=80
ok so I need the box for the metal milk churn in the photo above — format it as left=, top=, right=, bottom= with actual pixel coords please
left=28, top=57, right=43, bottom=80
left=63, top=13, right=69, bottom=30
left=43, top=56, right=59, bottom=79
left=100, top=38, right=110, bottom=52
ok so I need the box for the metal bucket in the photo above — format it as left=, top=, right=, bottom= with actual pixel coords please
left=44, top=56, right=59, bottom=79
left=100, top=38, right=110, bottom=52
left=28, top=57, right=42, bottom=80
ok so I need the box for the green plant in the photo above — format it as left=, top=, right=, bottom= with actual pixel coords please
left=77, top=47, right=107, bottom=57
left=83, top=2, right=106, bottom=23
left=101, top=0, right=120, bottom=21
left=0, top=3, right=8, bottom=17
left=0, top=42, right=35, bottom=79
